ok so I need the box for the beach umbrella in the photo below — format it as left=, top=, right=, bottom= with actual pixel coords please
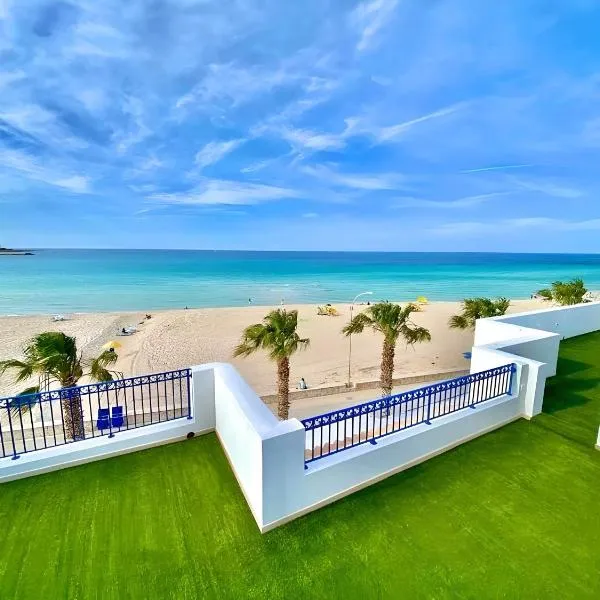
left=102, top=340, right=122, bottom=351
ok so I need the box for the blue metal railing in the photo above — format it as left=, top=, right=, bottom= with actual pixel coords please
left=0, top=368, right=192, bottom=460
left=301, top=363, right=516, bottom=465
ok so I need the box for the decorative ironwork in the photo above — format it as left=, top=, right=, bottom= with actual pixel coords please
left=0, top=368, right=192, bottom=460
left=302, top=363, right=516, bottom=465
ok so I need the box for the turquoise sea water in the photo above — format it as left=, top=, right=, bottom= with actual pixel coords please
left=1, top=250, right=600, bottom=315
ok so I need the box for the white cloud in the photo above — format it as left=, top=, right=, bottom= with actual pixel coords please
left=274, top=126, right=348, bottom=151
left=430, top=217, right=600, bottom=236
left=148, top=179, right=301, bottom=206
left=0, top=149, right=92, bottom=194
left=350, top=0, right=399, bottom=52
left=52, top=176, right=91, bottom=194
left=303, top=212, right=319, bottom=218
left=138, top=155, right=164, bottom=171
left=240, top=160, right=274, bottom=174
left=175, top=62, right=301, bottom=111
left=461, top=164, right=532, bottom=174
left=510, top=177, right=584, bottom=199
left=112, top=95, right=152, bottom=154
left=76, top=88, right=108, bottom=113
left=195, top=139, right=246, bottom=169
left=396, top=192, right=511, bottom=209
left=302, top=164, right=404, bottom=190
left=363, top=103, right=467, bottom=143
left=0, top=104, right=56, bottom=135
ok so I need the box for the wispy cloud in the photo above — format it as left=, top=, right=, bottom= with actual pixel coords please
left=274, top=127, right=348, bottom=151
left=0, top=149, right=92, bottom=193
left=2, top=0, right=600, bottom=252
left=195, top=139, right=246, bottom=169
left=510, top=177, right=584, bottom=199
left=350, top=0, right=399, bottom=52
left=240, top=159, right=276, bottom=174
left=396, top=192, right=510, bottom=209
left=461, top=164, right=533, bottom=174
left=302, top=164, right=404, bottom=190
left=431, top=217, right=600, bottom=237
left=346, top=102, right=467, bottom=144
left=175, top=62, right=302, bottom=112
left=148, top=179, right=301, bottom=206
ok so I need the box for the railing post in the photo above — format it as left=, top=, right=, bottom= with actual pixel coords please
left=425, top=392, right=432, bottom=424
left=508, top=363, right=516, bottom=395
left=186, top=369, right=192, bottom=420
left=6, top=407, right=20, bottom=460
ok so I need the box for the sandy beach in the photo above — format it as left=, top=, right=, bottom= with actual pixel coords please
left=0, top=299, right=545, bottom=400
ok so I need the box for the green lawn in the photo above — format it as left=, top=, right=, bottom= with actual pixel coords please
left=1, top=335, right=599, bottom=599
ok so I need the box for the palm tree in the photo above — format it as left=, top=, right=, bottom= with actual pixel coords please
left=536, top=279, right=587, bottom=306
left=0, top=332, right=119, bottom=440
left=449, top=297, right=510, bottom=330
left=234, top=309, right=309, bottom=420
left=343, top=302, right=431, bottom=398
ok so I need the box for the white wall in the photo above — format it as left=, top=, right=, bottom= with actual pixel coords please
left=201, top=362, right=525, bottom=532
left=471, top=302, right=600, bottom=418
left=212, top=363, right=278, bottom=527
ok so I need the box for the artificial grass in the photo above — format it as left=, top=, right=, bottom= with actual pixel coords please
left=1, top=335, right=599, bottom=599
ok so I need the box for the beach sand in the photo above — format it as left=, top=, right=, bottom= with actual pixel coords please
left=0, top=299, right=545, bottom=400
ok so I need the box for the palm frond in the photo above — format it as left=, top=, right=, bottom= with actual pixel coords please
left=449, top=314, right=469, bottom=329
left=449, top=297, right=511, bottom=329
left=86, top=350, right=119, bottom=382
left=342, top=312, right=374, bottom=336
left=0, top=359, right=35, bottom=382
left=7, top=386, right=41, bottom=416
left=344, top=301, right=432, bottom=347
left=234, top=309, right=309, bottom=361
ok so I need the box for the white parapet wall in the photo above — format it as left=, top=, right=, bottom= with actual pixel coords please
left=206, top=302, right=600, bottom=532
left=471, top=301, right=600, bottom=418
left=190, top=362, right=525, bottom=532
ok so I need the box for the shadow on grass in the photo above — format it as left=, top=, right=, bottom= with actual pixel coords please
left=543, top=380, right=595, bottom=415
left=543, top=356, right=598, bottom=415
left=553, top=357, right=593, bottom=378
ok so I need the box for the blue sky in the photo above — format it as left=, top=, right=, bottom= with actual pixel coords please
left=2, top=0, right=600, bottom=252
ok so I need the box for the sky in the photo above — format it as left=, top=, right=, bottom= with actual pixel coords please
left=2, top=0, right=600, bottom=252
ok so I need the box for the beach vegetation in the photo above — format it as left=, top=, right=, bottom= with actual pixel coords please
left=449, top=297, right=510, bottom=329
left=343, top=302, right=431, bottom=398
left=536, top=278, right=587, bottom=306
left=233, top=309, right=309, bottom=420
left=0, top=332, right=119, bottom=440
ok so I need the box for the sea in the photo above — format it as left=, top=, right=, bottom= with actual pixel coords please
left=1, top=250, right=600, bottom=315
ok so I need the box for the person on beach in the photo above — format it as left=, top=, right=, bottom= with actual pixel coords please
left=298, top=377, right=308, bottom=390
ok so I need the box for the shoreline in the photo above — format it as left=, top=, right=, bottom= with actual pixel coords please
left=0, top=295, right=539, bottom=319
left=0, top=299, right=547, bottom=401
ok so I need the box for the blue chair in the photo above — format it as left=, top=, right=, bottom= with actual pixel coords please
left=97, top=408, right=110, bottom=431
left=111, top=406, right=124, bottom=428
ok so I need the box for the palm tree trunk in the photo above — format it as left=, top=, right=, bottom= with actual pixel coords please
left=380, top=338, right=395, bottom=397
left=61, top=381, right=85, bottom=441
left=276, top=357, right=291, bottom=420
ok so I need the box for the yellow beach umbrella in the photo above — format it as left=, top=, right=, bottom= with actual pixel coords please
left=102, top=340, right=122, bottom=351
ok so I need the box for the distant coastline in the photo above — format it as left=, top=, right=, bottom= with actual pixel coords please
left=0, top=247, right=34, bottom=256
